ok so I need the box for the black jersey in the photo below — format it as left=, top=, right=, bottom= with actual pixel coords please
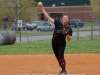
left=52, top=20, right=73, bottom=43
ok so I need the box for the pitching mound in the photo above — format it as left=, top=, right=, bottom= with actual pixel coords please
left=0, top=54, right=100, bottom=75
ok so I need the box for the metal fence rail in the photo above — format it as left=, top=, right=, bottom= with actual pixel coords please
left=72, top=20, right=100, bottom=41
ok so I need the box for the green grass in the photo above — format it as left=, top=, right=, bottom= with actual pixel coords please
left=0, top=39, right=100, bottom=55
left=66, top=40, right=100, bottom=53
left=0, top=25, right=12, bottom=31
left=72, top=35, right=100, bottom=40
left=13, top=30, right=53, bottom=36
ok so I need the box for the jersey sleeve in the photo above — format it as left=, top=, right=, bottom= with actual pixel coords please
left=69, top=27, right=73, bottom=36
left=54, top=19, right=61, bottom=28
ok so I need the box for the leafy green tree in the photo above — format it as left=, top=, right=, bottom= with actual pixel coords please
left=0, top=0, right=38, bottom=22
left=90, top=0, right=100, bottom=20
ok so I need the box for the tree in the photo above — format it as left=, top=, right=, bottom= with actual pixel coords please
left=0, top=0, right=38, bottom=22
left=90, top=0, right=100, bottom=20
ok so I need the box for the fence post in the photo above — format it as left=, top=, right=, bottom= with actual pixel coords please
left=91, top=20, right=93, bottom=40
left=98, top=20, right=100, bottom=40
left=77, top=21, right=79, bottom=41
left=26, top=29, right=29, bottom=42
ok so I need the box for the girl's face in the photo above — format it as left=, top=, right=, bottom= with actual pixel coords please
left=62, top=15, right=70, bottom=25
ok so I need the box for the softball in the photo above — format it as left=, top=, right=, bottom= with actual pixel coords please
left=38, top=2, right=43, bottom=7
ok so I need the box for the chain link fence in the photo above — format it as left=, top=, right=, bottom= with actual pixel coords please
left=0, top=21, right=100, bottom=41
left=71, top=20, right=100, bottom=41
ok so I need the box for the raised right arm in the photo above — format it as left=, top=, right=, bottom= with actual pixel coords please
left=39, top=5, right=54, bottom=24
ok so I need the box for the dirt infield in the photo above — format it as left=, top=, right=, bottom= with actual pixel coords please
left=0, top=54, right=100, bottom=75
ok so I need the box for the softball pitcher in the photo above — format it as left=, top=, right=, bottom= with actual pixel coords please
left=38, top=3, right=73, bottom=74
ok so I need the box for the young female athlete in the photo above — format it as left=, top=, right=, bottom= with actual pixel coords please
left=39, top=4, right=73, bottom=74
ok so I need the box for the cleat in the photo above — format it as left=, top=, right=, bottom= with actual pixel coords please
left=59, top=70, right=67, bottom=75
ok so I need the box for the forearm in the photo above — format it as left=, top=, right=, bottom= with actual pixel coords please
left=41, top=9, right=54, bottom=24
left=38, top=2, right=54, bottom=24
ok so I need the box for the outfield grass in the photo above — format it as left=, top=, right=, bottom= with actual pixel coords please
left=72, top=35, right=100, bottom=40
left=0, top=39, right=100, bottom=55
left=0, top=25, right=12, bottom=31
left=0, top=22, right=100, bottom=55
left=13, top=30, right=54, bottom=36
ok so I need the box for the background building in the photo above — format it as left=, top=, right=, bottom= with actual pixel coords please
left=3, top=0, right=92, bottom=22
left=35, top=0, right=90, bottom=6
left=36, top=0, right=93, bottom=22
